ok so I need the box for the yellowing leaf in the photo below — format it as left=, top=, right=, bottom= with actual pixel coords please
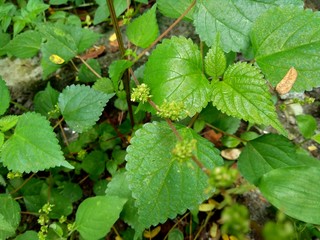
left=109, top=33, right=117, bottom=41
left=49, top=54, right=65, bottom=64
left=143, top=226, right=161, bottom=238
left=275, top=67, right=298, bottom=95
left=199, top=202, right=215, bottom=212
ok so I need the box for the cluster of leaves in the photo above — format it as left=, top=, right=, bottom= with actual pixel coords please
left=0, top=0, right=320, bottom=239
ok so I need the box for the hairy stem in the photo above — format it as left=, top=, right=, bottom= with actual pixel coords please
left=107, top=0, right=135, bottom=128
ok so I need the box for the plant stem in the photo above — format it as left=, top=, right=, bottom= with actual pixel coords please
left=76, top=55, right=102, bottom=78
left=10, top=101, right=29, bottom=112
left=107, top=0, right=135, bottom=128
left=134, top=0, right=197, bottom=63
left=10, top=173, right=36, bottom=195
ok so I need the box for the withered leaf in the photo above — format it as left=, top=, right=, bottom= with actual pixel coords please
left=275, top=67, right=298, bottom=95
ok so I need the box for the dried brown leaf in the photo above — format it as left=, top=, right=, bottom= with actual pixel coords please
left=275, top=67, right=298, bottom=95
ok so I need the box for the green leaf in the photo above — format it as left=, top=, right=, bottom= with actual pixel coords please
left=93, top=0, right=128, bottom=25
left=106, top=171, right=144, bottom=237
left=15, top=230, right=39, bottom=240
left=75, top=196, right=127, bottom=240
left=81, top=150, right=106, bottom=179
left=78, top=59, right=101, bottom=83
left=39, top=23, right=100, bottom=78
left=0, top=112, right=73, bottom=173
left=0, top=3, right=16, bottom=32
left=126, top=121, right=223, bottom=228
left=69, top=27, right=100, bottom=54
left=200, top=106, right=240, bottom=134
left=259, top=166, right=320, bottom=225
left=204, top=34, right=226, bottom=79
left=40, top=185, right=73, bottom=218
left=296, top=114, right=317, bottom=139
left=238, top=134, right=300, bottom=185
left=105, top=171, right=144, bottom=238
left=0, top=115, right=19, bottom=132
left=26, top=0, right=49, bottom=15
left=168, top=229, right=184, bottom=240
left=0, top=194, right=21, bottom=240
left=157, top=0, right=194, bottom=20
left=39, top=23, right=78, bottom=77
left=34, top=83, right=60, bottom=118
left=193, top=0, right=303, bottom=52
left=108, top=60, right=132, bottom=92
left=0, top=77, right=10, bottom=116
left=0, top=32, right=10, bottom=56
left=4, top=30, right=42, bottom=58
left=211, top=62, right=285, bottom=135
left=312, top=133, right=320, bottom=144
left=93, top=77, right=115, bottom=97
left=0, top=132, right=4, bottom=148
left=50, top=0, right=68, bottom=5
left=58, top=85, right=111, bottom=133
left=126, top=4, right=158, bottom=48
left=251, top=7, right=320, bottom=91
left=59, top=182, right=83, bottom=203
left=144, top=36, right=210, bottom=117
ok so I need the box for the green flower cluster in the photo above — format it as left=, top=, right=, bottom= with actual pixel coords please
left=157, top=101, right=185, bottom=121
left=37, top=203, right=55, bottom=240
left=131, top=83, right=152, bottom=103
left=172, top=139, right=197, bottom=162
left=209, top=166, right=238, bottom=189
left=221, top=204, right=250, bottom=240
left=7, top=172, right=22, bottom=179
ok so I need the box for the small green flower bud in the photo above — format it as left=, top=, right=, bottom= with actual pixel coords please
left=172, top=139, right=197, bottom=162
left=67, top=222, right=76, bottom=232
left=157, top=101, right=186, bottom=121
left=221, top=204, right=250, bottom=239
left=59, top=215, right=67, bottom=224
left=131, top=83, right=152, bottom=103
left=41, top=203, right=54, bottom=214
left=209, top=166, right=238, bottom=189
left=7, top=172, right=22, bottom=179
left=77, top=149, right=87, bottom=160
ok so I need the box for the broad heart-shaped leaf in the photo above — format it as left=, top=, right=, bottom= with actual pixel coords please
left=58, top=85, right=111, bottom=133
left=126, top=121, right=223, bottom=228
left=193, top=0, right=303, bottom=52
left=238, top=134, right=301, bottom=185
left=4, top=30, right=42, bottom=58
left=0, top=194, right=20, bottom=240
left=144, top=36, right=210, bottom=117
left=251, top=7, right=320, bottom=91
left=126, top=4, right=159, bottom=48
left=34, top=83, right=60, bottom=118
left=0, top=77, right=10, bottom=116
left=259, top=166, right=320, bottom=225
left=75, top=196, right=127, bottom=240
left=157, top=0, right=194, bottom=21
left=0, top=112, right=73, bottom=173
left=211, top=62, right=285, bottom=135
left=38, top=22, right=100, bottom=78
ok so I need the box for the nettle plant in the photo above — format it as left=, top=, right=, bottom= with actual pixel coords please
left=1, top=0, right=320, bottom=239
